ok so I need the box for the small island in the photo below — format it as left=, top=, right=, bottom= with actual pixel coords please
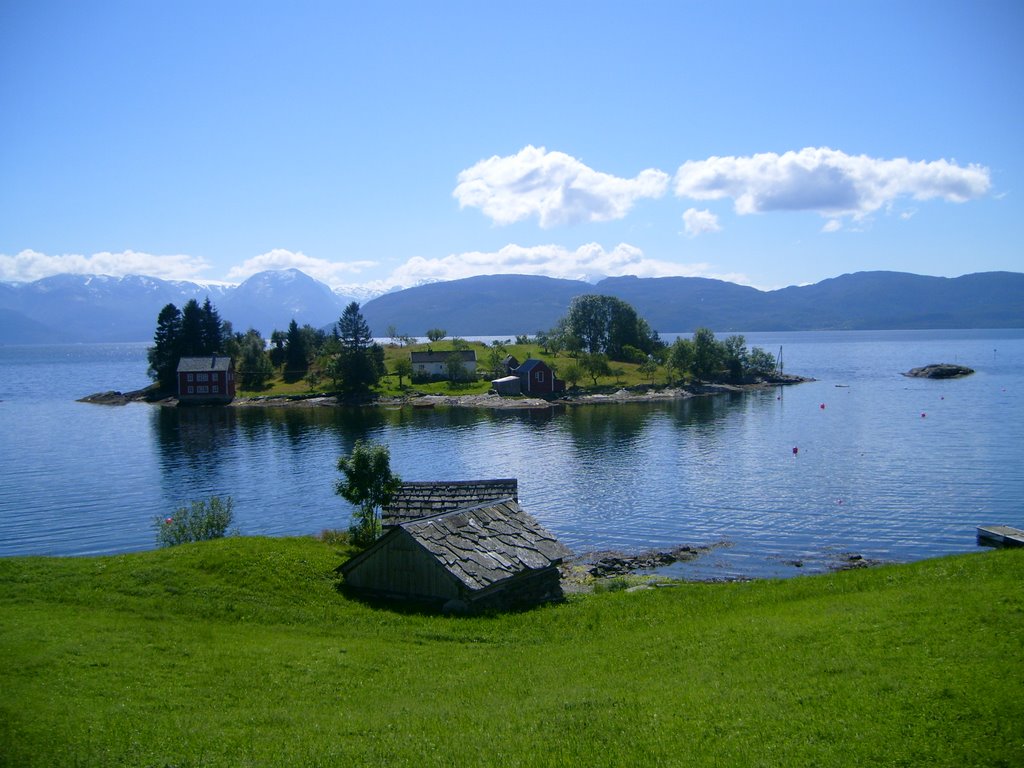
left=79, top=295, right=813, bottom=409
left=903, top=363, right=975, bottom=379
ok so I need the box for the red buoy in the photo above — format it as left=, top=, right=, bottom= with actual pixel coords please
left=820, top=403, right=826, bottom=409
left=792, top=446, right=799, bottom=455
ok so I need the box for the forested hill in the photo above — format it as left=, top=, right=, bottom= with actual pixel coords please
left=1, top=269, right=1021, bottom=343
left=360, top=270, right=1024, bottom=336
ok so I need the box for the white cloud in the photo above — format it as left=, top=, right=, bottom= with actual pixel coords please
left=454, top=145, right=670, bottom=228
left=225, top=249, right=377, bottom=286
left=821, top=219, right=843, bottom=233
left=0, top=249, right=212, bottom=283
left=682, top=208, right=721, bottom=237
left=673, top=147, right=991, bottom=220
left=376, top=242, right=751, bottom=288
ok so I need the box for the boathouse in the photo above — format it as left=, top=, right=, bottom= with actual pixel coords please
left=176, top=356, right=235, bottom=404
left=340, top=498, right=571, bottom=612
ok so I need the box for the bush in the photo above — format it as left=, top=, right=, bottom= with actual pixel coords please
left=155, top=496, right=236, bottom=547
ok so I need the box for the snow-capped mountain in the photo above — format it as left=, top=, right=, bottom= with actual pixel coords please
left=0, top=270, right=361, bottom=343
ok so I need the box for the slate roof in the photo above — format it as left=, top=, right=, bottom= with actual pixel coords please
left=177, top=355, right=232, bottom=372
left=383, top=479, right=518, bottom=527
left=400, top=499, right=572, bottom=591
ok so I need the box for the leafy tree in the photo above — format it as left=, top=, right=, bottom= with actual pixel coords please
left=336, top=302, right=384, bottom=394
left=446, top=352, right=469, bottom=383
left=561, top=362, right=583, bottom=388
left=237, top=329, right=274, bottom=390
left=690, top=327, right=722, bottom=381
left=147, top=303, right=183, bottom=392
left=563, top=294, right=659, bottom=360
left=269, top=329, right=287, bottom=367
left=639, top=357, right=659, bottom=384
left=747, top=346, right=778, bottom=376
left=426, top=328, right=447, bottom=343
left=722, top=335, right=748, bottom=382
left=391, top=356, right=413, bottom=388
left=335, top=440, right=401, bottom=547
left=581, top=353, right=611, bottom=385
left=669, top=337, right=694, bottom=385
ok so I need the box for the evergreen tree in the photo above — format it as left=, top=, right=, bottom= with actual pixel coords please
left=284, top=319, right=310, bottom=382
left=335, top=302, right=383, bottom=394
left=147, top=303, right=182, bottom=392
left=200, top=297, right=224, bottom=355
left=179, top=299, right=205, bottom=358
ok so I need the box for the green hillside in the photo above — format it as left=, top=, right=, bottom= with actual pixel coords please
left=1, top=538, right=1021, bottom=767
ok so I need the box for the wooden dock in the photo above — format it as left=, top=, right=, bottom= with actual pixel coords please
left=976, top=525, right=1024, bottom=548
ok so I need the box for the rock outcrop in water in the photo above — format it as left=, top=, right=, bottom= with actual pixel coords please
left=903, top=363, right=975, bottom=379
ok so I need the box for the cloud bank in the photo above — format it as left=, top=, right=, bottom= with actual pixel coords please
left=0, top=249, right=212, bottom=283
left=454, top=145, right=670, bottom=227
left=673, top=147, right=991, bottom=221
left=379, top=243, right=748, bottom=288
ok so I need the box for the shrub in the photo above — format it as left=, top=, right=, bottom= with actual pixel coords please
left=155, top=496, right=236, bottom=547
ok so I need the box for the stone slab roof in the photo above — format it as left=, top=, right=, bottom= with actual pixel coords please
left=401, top=499, right=572, bottom=591
left=383, top=479, right=518, bottom=527
left=177, top=355, right=232, bottom=372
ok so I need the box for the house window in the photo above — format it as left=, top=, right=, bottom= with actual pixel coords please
left=197, top=373, right=209, bottom=382
left=197, top=385, right=209, bottom=394
left=536, top=371, right=544, bottom=382
left=187, top=386, right=194, bottom=394
left=187, top=373, right=194, bottom=382
left=212, top=385, right=219, bottom=393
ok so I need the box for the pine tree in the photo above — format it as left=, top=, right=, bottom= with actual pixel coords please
left=147, top=303, right=182, bottom=392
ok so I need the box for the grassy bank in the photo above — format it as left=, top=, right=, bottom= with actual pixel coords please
left=1, top=538, right=1021, bottom=767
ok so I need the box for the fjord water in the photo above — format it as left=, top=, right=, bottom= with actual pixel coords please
left=0, top=330, right=1021, bottom=579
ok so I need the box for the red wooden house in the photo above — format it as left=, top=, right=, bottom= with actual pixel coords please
left=177, top=356, right=236, bottom=404
left=515, top=358, right=564, bottom=396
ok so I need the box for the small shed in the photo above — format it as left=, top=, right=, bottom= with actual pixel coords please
left=177, top=356, right=235, bottom=404
left=491, top=375, right=522, bottom=396
left=515, top=358, right=563, bottom=396
left=383, top=479, right=518, bottom=528
left=340, top=499, right=570, bottom=612
left=502, top=354, right=520, bottom=375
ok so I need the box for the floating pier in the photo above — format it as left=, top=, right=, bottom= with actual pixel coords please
left=976, top=525, right=1024, bottom=548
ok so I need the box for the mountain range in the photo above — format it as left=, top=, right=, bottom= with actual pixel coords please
left=0, top=269, right=1021, bottom=344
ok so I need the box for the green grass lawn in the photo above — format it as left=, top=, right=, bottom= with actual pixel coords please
left=1, top=538, right=1021, bottom=767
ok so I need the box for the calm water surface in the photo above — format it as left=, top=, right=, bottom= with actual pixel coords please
left=1, top=330, right=1021, bottom=579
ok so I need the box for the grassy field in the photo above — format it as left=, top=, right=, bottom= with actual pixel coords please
left=239, top=339, right=656, bottom=399
left=1, top=538, right=1021, bottom=767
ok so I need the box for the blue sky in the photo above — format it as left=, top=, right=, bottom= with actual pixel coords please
left=1, top=0, right=1020, bottom=293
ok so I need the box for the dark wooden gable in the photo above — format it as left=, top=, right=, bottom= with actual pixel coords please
left=382, top=479, right=518, bottom=528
